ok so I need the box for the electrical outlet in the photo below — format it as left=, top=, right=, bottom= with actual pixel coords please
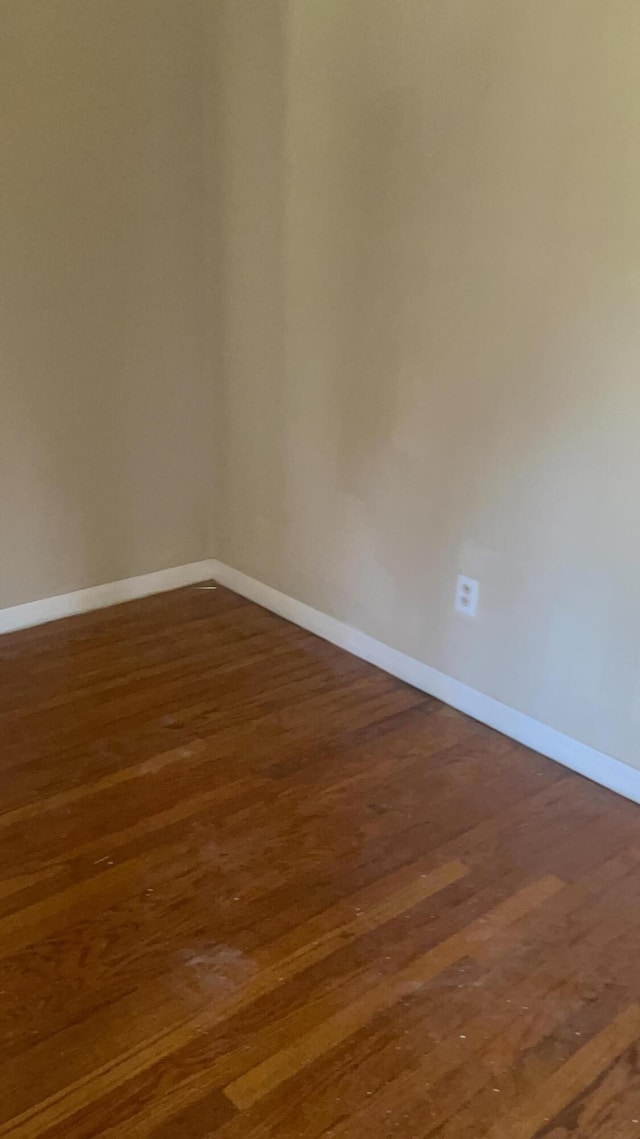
left=455, top=575, right=479, bottom=617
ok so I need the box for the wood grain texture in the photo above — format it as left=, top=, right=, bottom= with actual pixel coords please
left=0, top=582, right=639, bottom=1138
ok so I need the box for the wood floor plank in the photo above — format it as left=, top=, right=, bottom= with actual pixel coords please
left=0, top=856, right=465, bottom=1137
left=0, top=740, right=209, bottom=831
left=224, top=875, right=564, bottom=1110
left=240, top=851, right=640, bottom=1139
left=0, top=583, right=639, bottom=1138
left=482, top=1003, right=640, bottom=1139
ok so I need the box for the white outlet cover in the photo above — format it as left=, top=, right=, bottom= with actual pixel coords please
left=455, top=575, right=479, bottom=617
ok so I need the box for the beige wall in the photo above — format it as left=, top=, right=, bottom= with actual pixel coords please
left=0, top=0, right=209, bottom=607
left=210, top=0, right=640, bottom=769
left=5, top=2, right=640, bottom=771
left=204, top=0, right=288, bottom=566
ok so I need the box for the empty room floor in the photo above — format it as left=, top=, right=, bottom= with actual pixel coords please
left=1, top=582, right=640, bottom=1138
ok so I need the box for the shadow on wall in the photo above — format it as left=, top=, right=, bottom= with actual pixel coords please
left=0, top=0, right=207, bottom=610
left=208, top=0, right=290, bottom=586
left=0, top=3, right=130, bottom=605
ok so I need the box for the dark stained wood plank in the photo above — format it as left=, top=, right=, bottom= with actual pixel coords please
left=0, top=582, right=638, bottom=1138
left=481, top=1004, right=640, bottom=1139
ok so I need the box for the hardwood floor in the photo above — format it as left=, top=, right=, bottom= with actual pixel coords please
left=0, top=581, right=639, bottom=1137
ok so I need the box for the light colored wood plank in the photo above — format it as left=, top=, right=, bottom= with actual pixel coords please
left=0, top=859, right=466, bottom=1138
left=225, top=875, right=564, bottom=1110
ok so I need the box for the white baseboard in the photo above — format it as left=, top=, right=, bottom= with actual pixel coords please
left=211, top=559, right=640, bottom=807
left=3, top=555, right=638, bottom=807
left=0, top=560, right=215, bottom=635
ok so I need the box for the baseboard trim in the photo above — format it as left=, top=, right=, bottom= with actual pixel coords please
left=0, top=560, right=215, bottom=635
left=211, top=559, right=640, bottom=807
left=3, top=555, right=637, bottom=807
